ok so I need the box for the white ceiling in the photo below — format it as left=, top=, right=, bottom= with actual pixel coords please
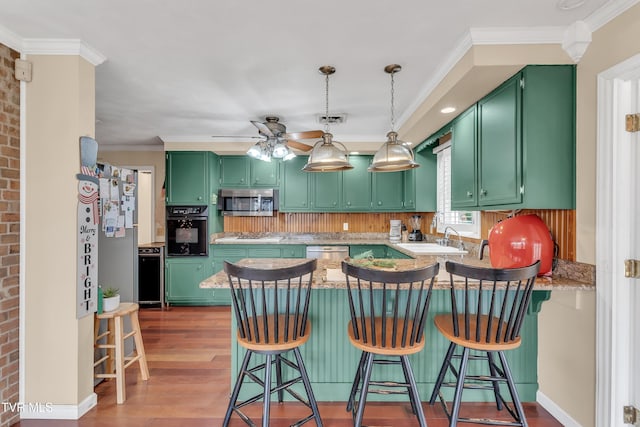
left=0, top=0, right=623, bottom=154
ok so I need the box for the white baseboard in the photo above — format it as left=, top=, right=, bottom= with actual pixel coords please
left=537, top=391, right=583, bottom=427
left=20, top=393, right=97, bottom=420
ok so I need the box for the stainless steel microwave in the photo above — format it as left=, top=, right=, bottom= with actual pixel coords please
left=217, top=188, right=279, bottom=216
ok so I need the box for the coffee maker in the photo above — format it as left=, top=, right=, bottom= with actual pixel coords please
left=389, top=219, right=402, bottom=242
left=408, top=215, right=423, bottom=241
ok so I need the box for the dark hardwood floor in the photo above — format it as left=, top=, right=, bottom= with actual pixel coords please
left=15, top=306, right=562, bottom=426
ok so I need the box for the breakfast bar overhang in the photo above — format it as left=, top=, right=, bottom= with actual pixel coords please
left=200, top=257, right=592, bottom=402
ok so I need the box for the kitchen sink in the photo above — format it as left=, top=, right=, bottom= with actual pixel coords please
left=395, top=242, right=467, bottom=256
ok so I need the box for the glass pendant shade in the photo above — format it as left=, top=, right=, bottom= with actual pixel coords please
left=368, top=131, right=419, bottom=172
left=302, top=133, right=354, bottom=172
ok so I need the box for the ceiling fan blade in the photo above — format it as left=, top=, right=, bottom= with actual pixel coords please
left=284, top=130, right=324, bottom=140
left=286, top=139, right=314, bottom=152
left=210, top=135, right=263, bottom=139
left=251, top=120, right=275, bottom=137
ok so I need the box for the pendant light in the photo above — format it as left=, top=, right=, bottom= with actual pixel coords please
left=368, top=64, right=419, bottom=172
left=302, top=66, right=353, bottom=172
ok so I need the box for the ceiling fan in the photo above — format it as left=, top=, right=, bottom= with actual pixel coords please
left=213, top=116, right=323, bottom=153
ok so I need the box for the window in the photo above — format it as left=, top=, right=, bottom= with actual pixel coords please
left=434, top=142, right=480, bottom=238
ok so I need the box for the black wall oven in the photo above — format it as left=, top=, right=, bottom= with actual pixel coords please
left=166, top=206, right=209, bottom=256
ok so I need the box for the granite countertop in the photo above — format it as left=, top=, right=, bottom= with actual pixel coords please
left=200, top=256, right=594, bottom=291
left=208, top=232, right=595, bottom=288
left=139, top=241, right=165, bottom=249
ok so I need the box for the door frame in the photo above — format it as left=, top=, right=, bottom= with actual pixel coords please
left=596, top=53, right=640, bottom=427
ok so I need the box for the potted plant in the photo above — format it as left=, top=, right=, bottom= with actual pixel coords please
left=102, top=287, right=120, bottom=312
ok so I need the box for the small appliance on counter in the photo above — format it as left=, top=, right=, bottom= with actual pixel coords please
left=389, top=219, right=402, bottom=242
left=408, top=215, right=423, bottom=241
left=479, top=214, right=555, bottom=276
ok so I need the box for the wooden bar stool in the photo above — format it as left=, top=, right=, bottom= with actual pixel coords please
left=429, top=261, right=540, bottom=427
left=223, top=259, right=323, bottom=427
left=341, top=260, right=439, bottom=427
left=94, top=302, right=149, bottom=404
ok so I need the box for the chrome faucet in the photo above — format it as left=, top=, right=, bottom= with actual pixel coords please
left=443, top=226, right=465, bottom=251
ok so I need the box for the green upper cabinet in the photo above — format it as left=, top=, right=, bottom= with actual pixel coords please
left=219, top=156, right=248, bottom=187
left=414, top=148, right=437, bottom=212
left=520, top=65, right=575, bottom=209
left=219, top=156, right=279, bottom=188
left=447, top=65, right=575, bottom=210
left=342, top=156, right=372, bottom=211
left=451, top=105, right=478, bottom=208
left=250, top=158, right=279, bottom=187
left=280, top=156, right=311, bottom=211
left=478, top=74, right=522, bottom=206
left=166, top=151, right=209, bottom=205
left=372, top=170, right=405, bottom=211
left=312, top=171, right=342, bottom=211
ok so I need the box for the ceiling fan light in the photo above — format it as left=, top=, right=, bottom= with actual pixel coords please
left=302, top=133, right=354, bottom=172
left=247, top=143, right=263, bottom=160
left=272, top=142, right=289, bottom=159
left=283, top=151, right=297, bottom=161
left=368, top=131, right=419, bottom=172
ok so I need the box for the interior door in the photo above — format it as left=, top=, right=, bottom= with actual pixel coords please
left=597, top=54, right=640, bottom=427
left=630, top=77, right=640, bottom=423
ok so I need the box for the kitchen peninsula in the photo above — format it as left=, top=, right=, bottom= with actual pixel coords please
left=201, top=234, right=593, bottom=403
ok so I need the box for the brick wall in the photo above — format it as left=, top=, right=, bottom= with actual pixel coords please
left=0, top=44, right=21, bottom=427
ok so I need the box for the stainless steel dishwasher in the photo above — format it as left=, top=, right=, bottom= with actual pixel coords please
left=305, top=245, right=349, bottom=260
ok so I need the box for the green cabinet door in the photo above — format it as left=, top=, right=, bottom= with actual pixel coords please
left=451, top=105, right=478, bottom=208
left=165, top=257, right=215, bottom=305
left=250, top=158, right=279, bottom=187
left=403, top=168, right=416, bottom=210
left=219, top=156, right=249, bottom=187
left=281, top=156, right=310, bottom=211
left=342, top=156, right=372, bottom=211
left=478, top=75, right=522, bottom=206
left=372, top=170, right=405, bottom=211
left=166, top=151, right=209, bottom=205
left=312, top=172, right=342, bottom=210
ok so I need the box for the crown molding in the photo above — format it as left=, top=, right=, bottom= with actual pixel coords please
left=22, top=38, right=106, bottom=65
left=98, top=144, right=164, bottom=152
left=585, top=0, right=640, bottom=32
left=469, top=26, right=566, bottom=44
left=0, top=24, right=23, bottom=52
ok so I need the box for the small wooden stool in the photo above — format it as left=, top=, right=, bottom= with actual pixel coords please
left=94, top=302, right=149, bottom=404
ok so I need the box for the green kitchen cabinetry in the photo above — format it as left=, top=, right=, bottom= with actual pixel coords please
left=450, top=105, right=478, bottom=208
left=312, top=171, right=343, bottom=211
left=349, top=244, right=413, bottom=259
left=276, top=153, right=434, bottom=213
left=372, top=170, right=405, bottom=211
left=165, top=151, right=210, bottom=205
left=165, top=256, right=215, bottom=305
left=447, top=65, right=575, bottom=210
left=280, top=156, right=311, bottom=211
left=166, top=244, right=307, bottom=306
left=342, top=156, right=372, bottom=211
left=413, top=149, right=437, bottom=212
left=210, top=244, right=306, bottom=305
left=219, top=156, right=279, bottom=188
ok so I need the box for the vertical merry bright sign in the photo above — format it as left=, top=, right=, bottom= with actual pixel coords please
left=77, top=178, right=99, bottom=318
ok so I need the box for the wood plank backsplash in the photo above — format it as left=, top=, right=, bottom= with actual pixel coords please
left=224, top=209, right=576, bottom=261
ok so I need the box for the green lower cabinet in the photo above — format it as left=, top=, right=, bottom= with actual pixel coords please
left=349, top=245, right=388, bottom=259
left=231, top=289, right=545, bottom=402
left=165, top=257, right=216, bottom=305
left=349, top=245, right=413, bottom=259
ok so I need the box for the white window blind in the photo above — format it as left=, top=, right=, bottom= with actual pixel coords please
left=435, top=145, right=480, bottom=237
